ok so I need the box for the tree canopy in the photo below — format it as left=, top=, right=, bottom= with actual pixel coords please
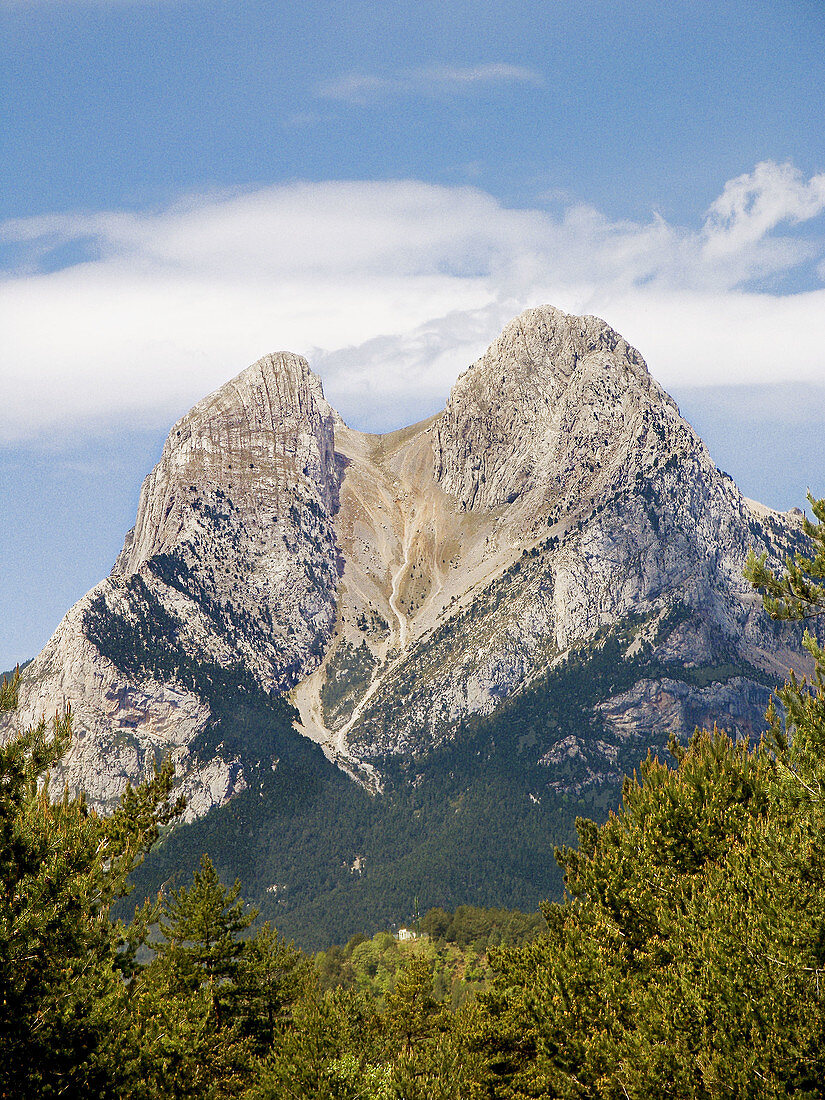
left=467, top=494, right=825, bottom=1097
left=0, top=671, right=182, bottom=1097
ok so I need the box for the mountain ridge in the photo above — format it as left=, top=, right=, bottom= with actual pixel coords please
left=1, top=306, right=807, bottom=828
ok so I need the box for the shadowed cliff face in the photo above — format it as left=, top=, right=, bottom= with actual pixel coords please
left=0, top=307, right=807, bottom=816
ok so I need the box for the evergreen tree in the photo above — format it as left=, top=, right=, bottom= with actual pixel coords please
left=136, top=855, right=258, bottom=1097
left=468, top=494, right=825, bottom=1098
left=155, top=855, right=256, bottom=992
left=384, top=954, right=441, bottom=1059
left=236, top=921, right=311, bottom=1056
left=245, top=983, right=384, bottom=1100
left=0, top=670, right=182, bottom=1098
left=745, top=492, right=825, bottom=621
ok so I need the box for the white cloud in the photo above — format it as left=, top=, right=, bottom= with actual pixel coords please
left=1, top=162, right=824, bottom=443
left=425, top=63, right=544, bottom=86
left=703, top=161, right=825, bottom=259
left=317, top=62, right=543, bottom=103
left=317, top=74, right=394, bottom=105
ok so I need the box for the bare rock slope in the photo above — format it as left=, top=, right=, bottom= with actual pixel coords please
left=2, top=307, right=806, bottom=813
left=4, top=353, right=341, bottom=816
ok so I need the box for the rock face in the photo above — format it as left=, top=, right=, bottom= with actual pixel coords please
left=1, top=307, right=808, bottom=814
left=432, top=310, right=650, bottom=513
left=295, top=308, right=804, bottom=785
left=4, top=353, right=341, bottom=817
left=110, top=350, right=341, bottom=695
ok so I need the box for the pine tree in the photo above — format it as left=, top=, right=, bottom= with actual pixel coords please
left=745, top=492, right=825, bottom=621
left=155, top=855, right=256, bottom=994
left=136, top=855, right=258, bottom=1097
left=236, top=921, right=311, bottom=1056
left=384, top=954, right=440, bottom=1059
left=0, top=670, right=183, bottom=1098
left=468, top=494, right=825, bottom=1097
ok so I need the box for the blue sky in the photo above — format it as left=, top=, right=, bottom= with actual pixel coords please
left=4, top=0, right=824, bottom=222
left=2, top=0, right=825, bottom=669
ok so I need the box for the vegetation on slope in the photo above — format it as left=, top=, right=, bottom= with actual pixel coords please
left=315, top=903, right=544, bottom=1007
left=127, top=602, right=771, bottom=949
left=2, top=496, right=824, bottom=1096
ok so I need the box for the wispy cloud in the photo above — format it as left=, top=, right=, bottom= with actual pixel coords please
left=1, top=161, right=824, bottom=441
left=702, top=160, right=825, bottom=258
left=317, top=62, right=544, bottom=104
left=421, top=62, right=544, bottom=87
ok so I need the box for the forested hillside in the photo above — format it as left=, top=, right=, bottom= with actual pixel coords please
left=123, top=601, right=777, bottom=949
left=1, top=496, right=824, bottom=1097
left=314, top=903, right=544, bottom=1007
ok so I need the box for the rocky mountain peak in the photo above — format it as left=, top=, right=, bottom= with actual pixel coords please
left=457, top=304, right=648, bottom=396
left=1, top=351, right=344, bottom=817
left=2, top=305, right=807, bottom=825
left=115, top=351, right=339, bottom=575
left=432, top=305, right=689, bottom=515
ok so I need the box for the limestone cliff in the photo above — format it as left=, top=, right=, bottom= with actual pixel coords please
left=297, top=307, right=804, bottom=782
left=1, top=308, right=808, bottom=814
left=3, top=353, right=341, bottom=816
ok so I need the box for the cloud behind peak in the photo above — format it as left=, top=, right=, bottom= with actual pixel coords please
left=1, top=162, right=824, bottom=444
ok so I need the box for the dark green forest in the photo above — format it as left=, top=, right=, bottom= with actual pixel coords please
left=2, top=495, right=825, bottom=1096
left=124, top=601, right=773, bottom=950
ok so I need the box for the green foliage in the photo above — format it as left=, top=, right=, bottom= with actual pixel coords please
left=320, top=638, right=377, bottom=729
left=0, top=666, right=20, bottom=711
left=745, top=493, right=825, bottom=621
left=5, top=493, right=825, bottom=1095
left=464, top=491, right=825, bottom=1097
left=471, top=721, right=825, bottom=1096
left=132, top=856, right=260, bottom=1097
left=236, top=921, right=312, bottom=1056
left=0, top=700, right=182, bottom=1097
left=384, top=954, right=441, bottom=1056
left=155, top=854, right=257, bottom=987
left=314, top=905, right=544, bottom=1021
left=127, top=601, right=774, bottom=951
left=419, top=903, right=543, bottom=951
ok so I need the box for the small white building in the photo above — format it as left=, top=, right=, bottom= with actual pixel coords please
left=396, top=927, right=416, bottom=942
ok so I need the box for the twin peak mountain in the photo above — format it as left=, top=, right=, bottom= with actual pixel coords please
left=5, top=306, right=804, bottom=818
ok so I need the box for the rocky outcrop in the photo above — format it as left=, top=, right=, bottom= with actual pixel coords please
left=111, top=350, right=341, bottom=694
left=1, top=308, right=808, bottom=813
left=2, top=353, right=341, bottom=815
left=597, top=674, right=774, bottom=747
left=311, top=307, right=803, bottom=772
left=432, top=307, right=653, bottom=513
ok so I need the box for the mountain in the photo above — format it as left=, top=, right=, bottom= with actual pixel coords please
left=4, top=353, right=342, bottom=816
left=1, top=306, right=808, bottom=945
